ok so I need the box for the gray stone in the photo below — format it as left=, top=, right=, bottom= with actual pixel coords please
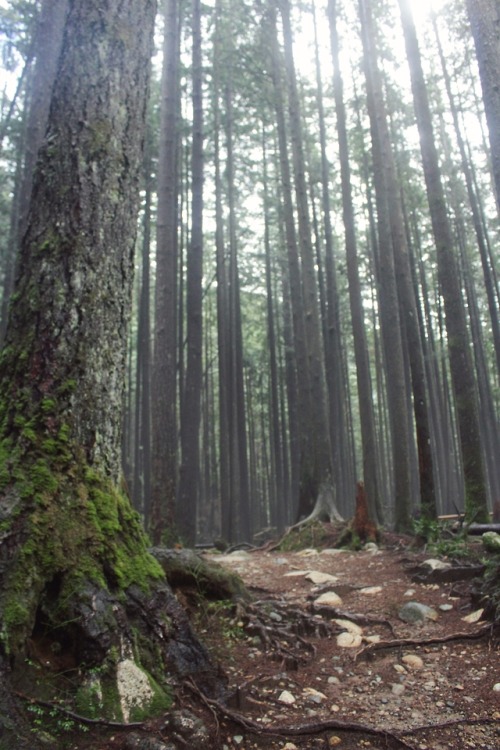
left=398, top=601, right=438, bottom=624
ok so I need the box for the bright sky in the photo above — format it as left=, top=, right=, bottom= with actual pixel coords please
left=407, top=0, right=448, bottom=25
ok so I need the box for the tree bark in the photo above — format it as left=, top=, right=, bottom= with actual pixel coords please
left=0, top=1, right=219, bottom=741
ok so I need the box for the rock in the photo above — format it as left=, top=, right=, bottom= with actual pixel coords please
left=336, top=631, right=362, bottom=648
left=363, top=542, right=379, bottom=553
left=283, top=570, right=311, bottom=577
left=123, top=735, right=173, bottom=750
left=482, top=531, right=500, bottom=553
left=278, top=690, right=296, bottom=705
left=305, top=571, right=339, bottom=584
left=402, top=654, right=424, bottom=670
left=314, top=591, right=343, bottom=607
left=360, top=586, right=383, bottom=595
left=493, top=683, right=500, bottom=692
left=439, top=604, right=453, bottom=612
left=161, top=710, right=210, bottom=749
left=328, top=737, right=342, bottom=747
left=398, top=601, right=438, bottom=623
left=233, top=736, right=243, bottom=745
left=422, top=558, right=452, bottom=571
left=461, top=608, right=484, bottom=623
left=297, top=548, right=319, bottom=557
left=303, top=687, right=327, bottom=703
left=391, top=684, right=405, bottom=696
left=333, top=619, right=363, bottom=635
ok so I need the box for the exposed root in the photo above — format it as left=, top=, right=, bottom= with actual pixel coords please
left=355, top=623, right=493, bottom=660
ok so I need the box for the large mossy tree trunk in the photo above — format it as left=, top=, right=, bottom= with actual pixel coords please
left=0, top=1, right=219, bottom=744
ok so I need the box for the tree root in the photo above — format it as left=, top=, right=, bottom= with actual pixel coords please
left=355, top=622, right=493, bottom=660
left=15, top=691, right=145, bottom=729
left=186, top=679, right=500, bottom=750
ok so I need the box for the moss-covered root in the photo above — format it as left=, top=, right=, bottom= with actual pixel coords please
left=151, top=547, right=251, bottom=602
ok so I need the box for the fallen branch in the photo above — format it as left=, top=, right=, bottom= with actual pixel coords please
left=355, top=623, right=492, bottom=660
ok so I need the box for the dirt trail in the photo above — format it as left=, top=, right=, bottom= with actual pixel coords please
left=204, top=543, right=500, bottom=750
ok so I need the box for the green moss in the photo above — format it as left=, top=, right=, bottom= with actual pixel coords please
left=40, top=398, right=56, bottom=414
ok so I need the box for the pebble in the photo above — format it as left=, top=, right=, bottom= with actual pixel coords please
left=359, top=585, right=383, bottom=595
left=439, top=604, right=453, bottom=612
left=315, top=591, right=343, bottom=607
left=391, top=684, right=405, bottom=696
left=333, top=618, right=363, bottom=635
left=402, top=654, right=424, bottom=670
left=336, top=631, right=362, bottom=648
left=493, top=683, right=500, bottom=693
left=328, top=737, right=342, bottom=747
left=422, top=558, right=452, bottom=571
left=461, top=608, right=484, bottom=623
left=398, top=601, right=438, bottom=623
left=233, top=736, right=243, bottom=745
left=283, top=744, right=298, bottom=750
left=328, top=676, right=340, bottom=684
left=278, top=690, right=296, bottom=705
left=306, top=571, right=339, bottom=584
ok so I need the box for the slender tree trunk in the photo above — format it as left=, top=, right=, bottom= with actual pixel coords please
left=466, top=0, right=500, bottom=213
left=177, top=0, right=204, bottom=544
left=151, top=0, right=181, bottom=542
left=327, top=0, right=383, bottom=523
left=398, top=0, right=489, bottom=522
left=360, top=0, right=413, bottom=530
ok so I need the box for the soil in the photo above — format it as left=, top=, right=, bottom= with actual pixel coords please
left=22, top=533, right=500, bottom=750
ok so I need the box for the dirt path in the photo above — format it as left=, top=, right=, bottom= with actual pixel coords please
left=201, top=544, right=500, bottom=750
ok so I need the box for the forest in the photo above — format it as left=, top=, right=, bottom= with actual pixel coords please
left=1, top=0, right=499, bottom=544
left=0, top=0, right=499, bottom=748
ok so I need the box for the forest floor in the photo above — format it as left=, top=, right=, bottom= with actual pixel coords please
left=33, top=531, right=500, bottom=750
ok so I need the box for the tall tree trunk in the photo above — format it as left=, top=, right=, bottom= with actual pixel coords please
left=0, top=0, right=69, bottom=342
left=177, top=0, right=204, bottom=544
left=359, top=0, right=413, bottom=530
left=151, top=0, right=181, bottom=543
left=466, top=0, right=500, bottom=213
left=327, top=0, right=383, bottom=524
left=0, top=1, right=219, bottom=742
left=279, top=0, right=335, bottom=520
left=398, top=0, right=489, bottom=522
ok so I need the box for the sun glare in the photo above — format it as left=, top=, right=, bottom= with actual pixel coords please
left=406, top=0, right=447, bottom=25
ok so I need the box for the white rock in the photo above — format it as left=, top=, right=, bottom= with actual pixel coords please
left=393, top=664, right=407, bottom=674
left=363, top=542, right=379, bottom=553
left=233, top=736, right=244, bottom=745
left=303, top=687, right=327, bottom=701
left=305, top=571, right=339, bottom=584
left=283, top=569, right=311, bottom=577
left=493, top=683, right=500, bottom=693
left=278, top=690, right=296, bottom=705
left=321, top=548, right=346, bottom=555
left=116, top=659, right=155, bottom=723
left=404, top=589, right=416, bottom=597
left=314, top=591, right=343, bottom=607
left=461, top=608, right=484, bottom=623
left=360, top=586, right=382, bottom=595
left=283, top=744, right=299, bottom=750
left=364, top=634, right=381, bottom=643
left=333, top=618, right=363, bottom=635
left=402, top=654, right=424, bottom=670
left=336, top=631, right=362, bottom=648
left=439, top=604, right=453, bottom=612
left=422, top=558, right=452, bottom=571
left=297, top=548, right=319, bottom=557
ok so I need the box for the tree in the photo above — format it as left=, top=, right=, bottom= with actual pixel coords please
left=177, top=0, right=205, bottom=544
left=398, top=0, right=489, bottom=522
left=0, top=1, right=216, bottom=742
left=466, top=0, right=500, bottom=213
left=151, top=0, right=181, bottom=543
